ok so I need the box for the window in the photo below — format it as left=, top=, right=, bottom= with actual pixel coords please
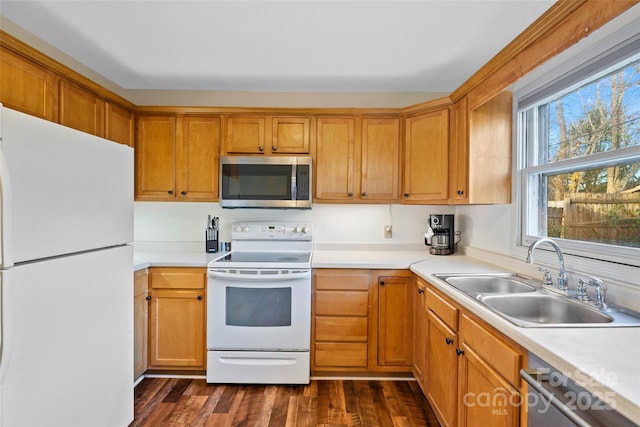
left=519, top=42, right=640, bottom=266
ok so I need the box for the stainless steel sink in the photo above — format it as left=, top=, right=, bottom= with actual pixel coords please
left=480, top=294, right=613, bottom=326
left=438, top=275, right=537, bottom=297
left=434, top=273, right=640, bottom=328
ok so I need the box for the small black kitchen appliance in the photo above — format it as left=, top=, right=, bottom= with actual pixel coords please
left=426, top=214, right=456, bottom=255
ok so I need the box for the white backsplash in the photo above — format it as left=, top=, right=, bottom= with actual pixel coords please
left=134, top=202, right=455, bottom=244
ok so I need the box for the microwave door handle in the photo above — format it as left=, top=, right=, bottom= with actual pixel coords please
left=291, top=163, right=297, bottom=201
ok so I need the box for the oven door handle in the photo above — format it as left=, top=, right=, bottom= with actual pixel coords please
left=208, top=269, right=311, bottom=281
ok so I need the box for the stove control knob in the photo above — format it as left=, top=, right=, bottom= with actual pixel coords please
left=300, top=226, right=308, bottom=234
left=234, top=225, right=243, bottom=232
left=242, top=225, right=250, bottom=232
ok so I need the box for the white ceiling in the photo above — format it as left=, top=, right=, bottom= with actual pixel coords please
left=0, top=0, right=555, bottom=93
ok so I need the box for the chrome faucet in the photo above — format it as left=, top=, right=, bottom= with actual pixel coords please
left=578, top=277, right=607, bottom=309
left=526, top=238, right=568, bottom=291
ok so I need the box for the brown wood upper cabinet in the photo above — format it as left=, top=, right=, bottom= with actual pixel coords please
left=0, top=46, right=57, bottom=121
left=136, top=115, right=220, bottom=201
left=451, top=91, right=512, bottom=204
left=223, top=115, right=311, bottom=155
left=59, top=80, right=105, bottom=137
left=59, top=80, right=134, bottom=146
left=315, top=117, right=400, bottom=203
left=403, top=108, right=450, bottom=204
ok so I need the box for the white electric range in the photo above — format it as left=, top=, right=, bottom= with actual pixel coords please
left=206, top=221, right=312, bottom=384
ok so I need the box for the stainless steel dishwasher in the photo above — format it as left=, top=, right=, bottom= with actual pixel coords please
left=522, top=354, right=637, bottom=427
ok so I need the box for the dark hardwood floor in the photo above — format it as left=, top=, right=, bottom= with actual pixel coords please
left=130, top=377, right=440, bottom=427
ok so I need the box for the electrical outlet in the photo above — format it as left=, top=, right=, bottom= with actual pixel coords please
left=384, top=225, right=392, bottom=238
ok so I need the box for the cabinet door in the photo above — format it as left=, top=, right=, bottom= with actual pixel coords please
left=0, top=47, right=57, bottom=121
left=468, top=91, right=512, bottom=204
left=148, top=289, right=205, bottom=369
left=133, top=269, right=149, bottom=380
left=427, top=311, right=458, bottom=427
left=272, top=116, right=310, bottom=154
left=59, top=80, right=105, bottom=137
left=377, top=275, right=413, bottom=366
left=135, top=116, right=177, bottom=200
left=225, top=116, right=265, bottom=154
left=451, top=96, right=469, bottom=203
left=177, top=116, right=220, bottom=201
left=413, top=279, right=428, bottom=389
left=458, top=344, right=520, bottom=427
left=403, top=108, right=450, bottom=203
left=315, top=118, right=357, bottom=200
left=105, top=102, right=134, bottom=146
left=361, top=118, right=400, bottom=201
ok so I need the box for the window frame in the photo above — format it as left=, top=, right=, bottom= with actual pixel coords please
left=514, top=18, right=640, bottom=269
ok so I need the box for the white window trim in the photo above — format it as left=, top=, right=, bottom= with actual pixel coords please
left=509, top=5, right=640, bottom=280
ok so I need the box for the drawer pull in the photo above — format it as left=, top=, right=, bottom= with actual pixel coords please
left=445, top=337, right=453, bottom=345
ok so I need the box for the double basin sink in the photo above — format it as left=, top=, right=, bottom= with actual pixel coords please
left=435, top=274, right=640, bottom=327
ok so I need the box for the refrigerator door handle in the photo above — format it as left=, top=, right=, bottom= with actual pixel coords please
left=0, top=144, right=14, bottom=269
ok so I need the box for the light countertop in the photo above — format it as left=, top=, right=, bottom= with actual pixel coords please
left=410, top=257, right=640, bottom=424
left=133, top=242, right=639, bottom=423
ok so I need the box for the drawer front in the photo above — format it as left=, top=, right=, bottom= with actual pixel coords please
left=460, top=313, right=522, bottom=386
left=426, top=286, right=459, bottom=330
left=315, top=317, right=368, bottom=342
left=314, top=343, right=368, bottom=368
left=315, top=290, right=369, bottom=316
left=314, top=271, right=370, bottom=291
left=150, top=267, right=206, bottom=289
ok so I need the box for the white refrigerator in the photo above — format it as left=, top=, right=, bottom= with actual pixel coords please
left=0, top=106, right=134, bottom=426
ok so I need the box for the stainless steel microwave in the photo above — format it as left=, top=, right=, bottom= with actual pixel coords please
left=219, top=156, right=312, bottom=209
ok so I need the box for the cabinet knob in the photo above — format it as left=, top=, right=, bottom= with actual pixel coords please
left=168, top=190, right=174, bottom=195
left=379, top=281, right=385, bottom=286
left=457, top=190, right=464, bottom=195
left=445, top=337, right=453, bottom=345
left=272, top=145, right=277, bottom=151
left=197, top=295, right=203, bottom=301
left=180, top=191, right=187, bottom=196
left=456, top=348, right=465, bottom=356
left=258, top=146, right=264, bottom=152
left=361, top=192, right=367, bottom=197
left=418, top=288, right=424, bottom=294
left=145, top=295, right=151, bottom=301
left=403, top=193, right=409, bottom=198
left=348, top=192, right=353, bottom=197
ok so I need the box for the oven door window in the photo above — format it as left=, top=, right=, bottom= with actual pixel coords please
left=226, top=286, right=292, bottom=327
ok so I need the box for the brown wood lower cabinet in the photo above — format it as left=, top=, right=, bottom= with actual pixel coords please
left=421, top=281, right=527, bottom=427
left=133, top=268, right=149, bottom=380
left=312, top=269, right=413, bottom=375
left=412, top=278, right=428, bottom=389
left=147, top=267, right=206, bottom=371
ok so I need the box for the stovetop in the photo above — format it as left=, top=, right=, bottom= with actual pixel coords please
left=208, top=221, right=313, bottom=269
left=213, top=251, right=311, bottom=264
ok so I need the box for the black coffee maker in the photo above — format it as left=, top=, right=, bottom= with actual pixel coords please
left=426, top=214, right=455, bottom=255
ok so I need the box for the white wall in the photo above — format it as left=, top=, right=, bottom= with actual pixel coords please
left=134, top=202, right=455, bottom=245
left=454, top=204, right=513, bottom=254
